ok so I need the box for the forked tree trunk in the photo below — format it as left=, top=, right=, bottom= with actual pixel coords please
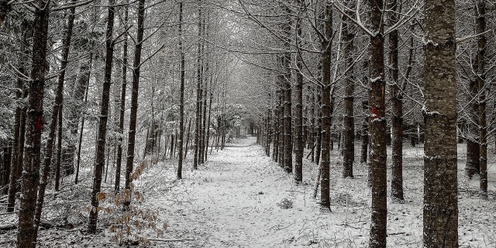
left=368, top=0, right=387, bottom=245
left=423, top=0, right=458, bottom=245
left=88, top=0, right=116, bottom=233
left=17, top=1, right=50, bottom=247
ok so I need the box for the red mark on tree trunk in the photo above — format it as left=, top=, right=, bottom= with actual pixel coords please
left=371, top=107, right=378, bottom=121
left=36, top=115, right=43, bottom=131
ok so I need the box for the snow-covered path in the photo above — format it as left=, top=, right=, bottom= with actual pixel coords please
left=151, top=136, right=348, bottom=247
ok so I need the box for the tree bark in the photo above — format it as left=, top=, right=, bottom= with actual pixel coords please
left=475, top=0, right=487, bottom=198
left=177, top=0, right=185, bottom=179
left=17, top=1, right=50, bottom=247
left=388, top=0, right=403, bottom=202
left=368, top=0, right=388, bottom=245
left=423, top=0, right=458, bottom=245
left=88, top=0, right=116, bottom=233
left=294, top=0, right=304, bottom=183
left=342, top=7, right=355, bottom=179
left=319, top=3, right=332, bottom=210
left=124, top=0, right=146, bottom=208
left=114, top=1, right=128, bottom=192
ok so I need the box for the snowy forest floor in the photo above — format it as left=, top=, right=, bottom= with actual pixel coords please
left=1, top=136, right=496, bottom=247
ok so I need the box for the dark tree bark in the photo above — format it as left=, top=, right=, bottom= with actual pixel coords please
left=88, top=0, right=116, bottom=233
left=294, top=0, right=304, bottom=183
left=423, top=0, right=458, bottom=245
left=35, top=3, right=75, bottom=214
left=342, top=7, right=355, bottom=179
left=193, top=0, right=204, bottom=170
left=272, top=104, right=279, bottom=162
left=368, top=0, right=388, bottom=245
left=282, top=6, right=292, bottom=174
left=54, top=106, right=62, bottom=191
left=319, top=3, right=332, bottom=210
left=114, top=2, right=128, bottom=192
left=476, top=0, right=487, bottom=198
left=360, top=100, right=369, bottom=164
left=177, top=0, right=185, bottom=179
left=2, top=146, right=11, bottom=194
left=124, top=0, right=146, bottom=208
left=315, top=90, right=322, bottom=165
left=17, top=1, right=50, bottom=247
left=278, top=90, right=284, bottom=165
left=388, top=0, right=403, bottom=202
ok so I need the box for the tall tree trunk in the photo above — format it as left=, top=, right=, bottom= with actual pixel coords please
left=294, top=0, right=304, bottom=183
left=368, top=0, right=387, bottom=245
left=194, top=0, right=204, bottom=170
left=319, top=3, right=332, bottom=210
left=177, top=0, right=185, bottom=179
left=342, top=7, right=355, bottom=178
left=282, top=6, right=292, bottom=174
left=423, top=0, right=458, bottom=245
left=17, top=1, right=50, bottom=247
left=388, top=0, right=403, bottom=202
left=115, top=1, right=128, bottom=192
left=88, top=0, right=116, bottom=233
left=476, top=0, right=487, bottom=198
left=124, top=0, right=146, bottom=208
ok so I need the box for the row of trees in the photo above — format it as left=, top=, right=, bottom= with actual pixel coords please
left=0, top=0, right=247, bottom=247
left=235, top=0, right=494, bottom=247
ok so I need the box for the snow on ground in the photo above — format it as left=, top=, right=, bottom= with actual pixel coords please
left=1, top=136, right=496, bottom=247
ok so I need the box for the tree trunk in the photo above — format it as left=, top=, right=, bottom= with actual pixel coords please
left=294, top=0, right=304, bottom=183
left=388, top=0, right=403, bottom=202
left=342, top=8, right=355, bottom=179
left=55, top=106, right=63, bottom=191
left=2, top=146, right=11, bottom=194
left=124, top=0, right=146, bottom=208
left=368, top=0, right=387, bottom=245
left=88, top=0, right=116, bottom=233
left=319, top=3, right=332, bottom=210
left=423, top=0, right=458, bottom=245
left=17, top=1, right=50, bottom=247
left=177, top=0, right=185, bottom=179
left=360, top=100, right=369, bottom=164
left=114, top=1, right=128, bottom=192
left=476, top=0, right=487, bottom=198
left=282, top=8, right=292, bottom=174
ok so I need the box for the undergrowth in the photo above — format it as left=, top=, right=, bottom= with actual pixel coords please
left=92, top=156, right=167, bottom=246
